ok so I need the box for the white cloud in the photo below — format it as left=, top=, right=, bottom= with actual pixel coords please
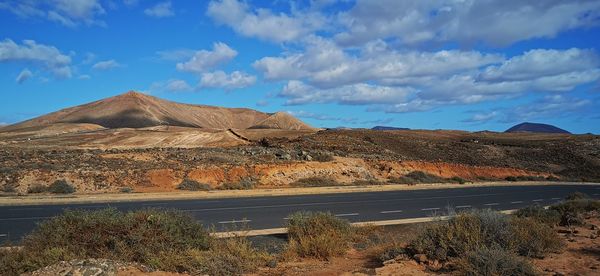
left=335, top=0, right=600, bottom=47
left=92, top=59, right=121, bottom=70
left=264, top=41, right=600, bottom=112
left=280, top=80, right=413, bottom=105
left=255, top=37, right=503, bottom=89
left=199, top=70, right=256, bottom=90
left=15, top=68, right=33, bottom=84
left=165, top=79, right=193, bottom=91
left=176, top=42, right=237, bottom=74
left=0, top=39, right=72, bottom=79
left=144, top=1, right=174, bottom=18
left=0, top=0, right=106, bottom=27
left=206, top=0, right=326, bottom=43
left=78, top=74, right=91, bottom=80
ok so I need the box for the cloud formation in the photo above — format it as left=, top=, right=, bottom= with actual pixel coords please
left=176, top=42, right=237, bottom=74
left=92, top=59, right=121, bottom=70
left=335, top=0, right=600, bottom=47
left=0, top=0, right=106, bottom=27
left=199, top=70, right=256, bottom=89
left=15, top=68, right=33, bottom=84
left=144, top=1, right=174, bottom=18
left=206, top=0, right=326, bottom=43
left=0, top=39, right=72, bottom=79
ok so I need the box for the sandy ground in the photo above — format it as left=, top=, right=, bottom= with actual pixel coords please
left=1, top=181, right=597, bottom=206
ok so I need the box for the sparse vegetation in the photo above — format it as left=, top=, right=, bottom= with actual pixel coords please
left=0, top=208, right=271, bottom=276
left=514, top=204, right=560, bottom=225
left=26, top=183, right=47, bottom=194
left=47, top=180, right=75, bottom=194
left=351, top=179, right=384, bottom=186
left=550, top=193, right=600, bottom=226
left=505, top=175, right=547, bottom=182
left=285, top=211, right=354, bottom=260
left=177, top=179, right=211, bottom=191
left=290, top=176, right=341, bottom=187
left=311, top=152, right=334, bottom=162
left=119, top=186, right=134, bottom=193
left=388, top=171, right=467, bottom=185
left=220, top=178, right=256, bottom=190
left=458, top=247, right=536, bottom=276
left=409, top=209, right=560, bottom=262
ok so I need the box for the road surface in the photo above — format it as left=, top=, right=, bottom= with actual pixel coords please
left=1, top=184, right=599, bottom=243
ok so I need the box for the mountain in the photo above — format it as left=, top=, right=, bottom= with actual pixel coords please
left=505, top=122, right=570, bottom=134
left=372, top=126, right=410, bottom=130
left=249, top=112, right=314, bottom=130
left=3, top=91, right=314, bottom=131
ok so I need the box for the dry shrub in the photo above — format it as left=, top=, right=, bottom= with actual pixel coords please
left=510, top=217, right=562, bottom=258
left=550, top=195, right=600, bottom=226
left=47, top=180, right=75, bottom=194
left=1, top=208, right=210, bottom=275
left=409, top=209, right=513, bottom=261
left=285, top=211, right=354, bottom=260
left=290, top=177, right=341, bottom=187
left=410, top=209, right=561, bottom=261
left=177, top=179, right=211, bottom=191
left=514, top=205, right=561, bottom=225
left=458, top=247, right=536, bottom=276
left=220, top=178, right=256, bottom=190
left=26, top=184, right=47, bottom=194
left=150, top=237, right=272, bottom=276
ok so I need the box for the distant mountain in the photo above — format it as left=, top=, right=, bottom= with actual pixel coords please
left=505, top=122, right=570, bottom=134
left=372, top=126, right=410, bottom=130
left=3, top=91, right=314, bottom=131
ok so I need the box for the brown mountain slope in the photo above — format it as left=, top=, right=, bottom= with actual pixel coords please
left=249, top=112, right=314, bottom=130
left=3, top=91, right=312, bottom=130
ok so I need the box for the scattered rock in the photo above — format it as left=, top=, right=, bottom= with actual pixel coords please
left=413, top=254, right=428, bottom=263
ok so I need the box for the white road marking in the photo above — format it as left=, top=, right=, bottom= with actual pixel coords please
left=421, top=208, right=440, bottom=211
left=484, top=203, right=499, bottom=206
left=456, top=205, right=471, bottom=208
left=181, top=192, right=507, bottom=212
left=510, top=201, right=523, bottom=204
left=335, top=213, right=359, bottom=217
left=532, top=199, right=544, bottom=202
left=218, top=219, right=251, bottom=224
left=380, top=210, right=403, bottom=214
left=0, top=234, right=7, bottom=237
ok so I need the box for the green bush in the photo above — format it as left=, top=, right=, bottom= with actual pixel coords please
left=47, top=180, right=75, bottom=194
left=27, top=184, right=47, bottom=194
left=220, top=178, right=255, bottom=190
left=458, top=247, right=536, bottom=276
left=290, top=177, right=341, bottom=187
left=177, top=179, right=211, bottom=191
left=514, top=205, right=560, bottom=225
left=286, top=211, right=354, bottom=260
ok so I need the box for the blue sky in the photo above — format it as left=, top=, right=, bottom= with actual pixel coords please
left=1, top=0, right=600, bottom=133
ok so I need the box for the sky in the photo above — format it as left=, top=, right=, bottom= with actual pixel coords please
left=1, top=0, right=600, bottom=133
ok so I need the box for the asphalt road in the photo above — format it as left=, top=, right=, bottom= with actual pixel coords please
left=1, top=184, right=599, bottom=243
